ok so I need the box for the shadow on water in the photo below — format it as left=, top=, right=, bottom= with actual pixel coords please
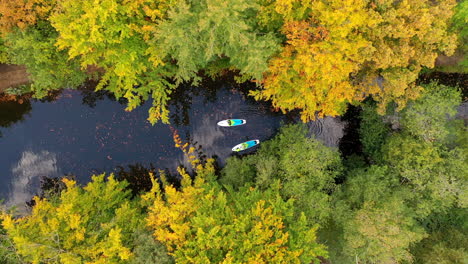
left=78, top=80, right=128, bottom=108
left=418, top=72, right=468, bottom=98
left=0, top=99, right=32, bottom=137
left=114, top=163, right=182, bottom=196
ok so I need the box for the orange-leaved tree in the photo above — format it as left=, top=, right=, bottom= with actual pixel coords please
left=0, top=0, right=56, bottom=36
left=253, top=0, right=457, bottom=121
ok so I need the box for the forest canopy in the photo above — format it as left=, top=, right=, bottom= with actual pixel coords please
left=0, top=0, right=466, bottom=262
left=0, top=0, right=463, bottom=123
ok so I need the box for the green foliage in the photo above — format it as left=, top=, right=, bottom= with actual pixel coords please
left=5, top=85, right=32, bottom=96
left=412, top=209, right=468, bottom=264
left=5, top=21, right=86, bottom=98
left=332, top=81, right=467, bottom=263
left=0, top=37, right=8, bottom=63
left=451, top=0, right=468, bottom=71
left=221, top=124, right=342, bottom=224
left=129, top=230, right=174, bottom=264
left=154, top=0, right=280, bottom=83
left=333, top=166, right=426, bottom=263
left=341, top=197, right=427, bottom=264
left=400, top=82, right=462, bottom=143
left=382, top=134, right=467, bottom=217
left=359, top=102, right=391, bottom=163
left=219, top=155, right=257, bottom=190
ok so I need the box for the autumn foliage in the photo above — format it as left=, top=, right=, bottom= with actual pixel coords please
left=254, top=0, right=458, bottom=121
left=0, top=0, right=461, bottom=123
left=0, top=0, right=56, bottom=35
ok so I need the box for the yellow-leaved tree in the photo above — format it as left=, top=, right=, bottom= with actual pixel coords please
left=1, top=175, right=143, bottom=263
left=253, top=0, right=457, bottom=121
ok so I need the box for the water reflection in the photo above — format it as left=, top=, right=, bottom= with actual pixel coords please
left=0, top=100, right=32, bottom=137
left=307, top=116, right=345, bottom=148
left=0, top=79, right=348, bottom=206
left=7, top=150, right=60, bottom=209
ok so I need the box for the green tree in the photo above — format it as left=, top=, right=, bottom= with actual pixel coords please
left=5, top=21, right=86, bottom=98
left=341, top=197, right=427, bottom=264
left=382, top=134, right=467, bottom=217
left=411, top=209, right=468, bottom=264
left=359, top=102, right=391, bottom=163
left=399, top=82, right=462, bottom=143
left=129, top=230, right=174, bottom=264
left=221, top=124, right=342, bottom=224
left=332, top=166, right=427, bottom=263
left=451, top=0, right=468, bottom=71
left=154, top=0, right=280, bottom=83
left=0, top=38, right=8, bottom=63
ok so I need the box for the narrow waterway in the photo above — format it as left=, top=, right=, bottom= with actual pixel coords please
left=0, top=81, right=345, bottom=207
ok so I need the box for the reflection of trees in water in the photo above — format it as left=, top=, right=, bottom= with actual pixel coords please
left=418, top=72, right=467, bottom=97
left=27, top=174, right=75, bottom=207
left=26, top=162, right=184, bottom=205
left=78, top=80, right=127, bottom=108
left=168, top=78, right=225, bottom=126
left=115, top=163, right=180, bottom=197
left=168, top=74, right=283, bottom=126
left=0, top=99, right=32, bottom=137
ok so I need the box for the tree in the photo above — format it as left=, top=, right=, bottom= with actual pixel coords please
left=0, top=38, right=8, bottom=63
left=253, top=0, right=377, bottom=121
left=341, top=198, right=427, bottom=264
left=0, top=217, right=22, bottom=264
left=332, top=166, right=427, bottom=263
left=5, top=21, right=87, bottom=98
left=359, top=101, right=391, bottom=163
left=1, top=174, right=172, bottom=263
left=361, top=0, right=457, bottom=114
left=411, top=209, right=468, bottom=264
left=50, top=0, right=177, bottom=124
left=399, top=82, right=462, bottom=143
left=154, top=0, right=280, bottom=83
left=382, top=134, right=467, bottom=217
left=451, top=0, right=468, bottom=71
left=146, top=160, right=327, bottom=263
left=221, top=124, right=342, bottom=224
left=253, top=0, right=457, bottom=121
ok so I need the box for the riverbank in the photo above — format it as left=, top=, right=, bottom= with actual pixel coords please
left=0, top=64, right=29, bottom=93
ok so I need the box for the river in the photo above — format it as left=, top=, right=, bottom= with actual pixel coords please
left=0, top=80, right=345, bottom=208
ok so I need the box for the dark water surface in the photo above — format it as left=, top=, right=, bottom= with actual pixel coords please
left=0, top=83, right=292, bottom=206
